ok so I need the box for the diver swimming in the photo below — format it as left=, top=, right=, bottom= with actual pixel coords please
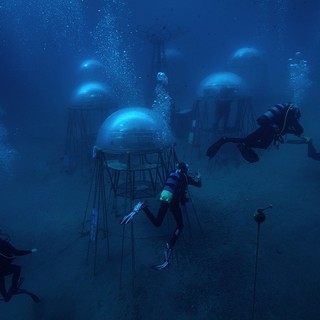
left=120, top=162, right=202, bottom=271
left=0, top=230, right=40, bottom=303
left=206, top=102, right=305, bottom=162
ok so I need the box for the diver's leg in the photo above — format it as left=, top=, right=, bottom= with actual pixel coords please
left=244, top=126, right=274, bottom=149
left=11, top=265, right=21, bottom=290
left=143, top=201, right=169, bottom=227
left=206, top=136, right=244, bottom=158
left=7, top=265, right=21, bottom=297
left=150, top=204, right=183, bottom=271
left=1, top=265, right=21, bottom=302
left=168, top=205, right=184, bottom=250
left=308, top=141, right=320, bottom=161
left=236, top=126, right=276, bottom=162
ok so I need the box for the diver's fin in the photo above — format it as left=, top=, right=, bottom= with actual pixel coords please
left=1, top=277, right=41, bottom=303
left=151, top=243, right=172, bottom=271
left=152, top=260, right=169, bottom=271
left=14, top=289, right=41, bottom=303
left=120, top=201, right=145, bottom=225
left=206, top=137, right=227, bottom=159
left=237, top=143, right=259, bottom=163
left=3, top=277, right=24, bottom=302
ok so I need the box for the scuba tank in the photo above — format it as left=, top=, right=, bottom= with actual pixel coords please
left=256, top=103, right=288, bottom=126
left=257, top=102, right=302, bottom=135
left=160, top=171, right=180, bottom=203
left=160, top=162, right=188, bottom=203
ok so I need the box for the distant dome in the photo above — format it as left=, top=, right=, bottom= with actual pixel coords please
left=71, top=82, right=112, bottom=108
left=79, top=59, right=106, bottom=81
left=80, top=59, right=103, bottom=71
left=95, top=107, right=173, bottom=153
left=231, top=47, right=261, bottom=63
left=198, top=72, right=249, bottom=100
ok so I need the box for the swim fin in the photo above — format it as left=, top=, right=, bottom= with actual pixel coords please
left=152, top=260, right=169, bottom=271
left=206, top=137, right=227, bottom=159
left=4, top=277, right=24, bottom=302
left=14, top=289, right=41, bottom=303
left=151, top=243, right=172, bottom=271
left=120, top=201, right=145, bottom=225
left=237, top=143, right=259, bottom=163
left=1, top=277, right=41, bottom=303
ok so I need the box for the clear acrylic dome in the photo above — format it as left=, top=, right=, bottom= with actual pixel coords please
left=71, top=82, right=112, bottom=108
left=198, top=72, right=249, bottom=100
left=231, top=47, right=262, bottom=63
left=80, top=59, right=104, bottom=71
left=95, top=107, right=174, bottom=153
left=79, top=59, right=106, bottom=81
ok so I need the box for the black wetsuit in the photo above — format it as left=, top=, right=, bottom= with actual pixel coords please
left=143, top=172, right=201, bottom=250
left=207, top=104, right=304, bottom=162
left=0, top=239, right=31, bottom=300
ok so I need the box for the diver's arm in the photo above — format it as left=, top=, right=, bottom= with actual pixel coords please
left=187, top=174, right=202, bottom=188
left=286, top=118, right=304, bottom=136
left=7, top=242, right=33, bottom=256
left=11, top=247, right=32, bottom=256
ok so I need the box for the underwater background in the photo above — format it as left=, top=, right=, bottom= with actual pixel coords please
left=0, top=0, right=320, bottom=319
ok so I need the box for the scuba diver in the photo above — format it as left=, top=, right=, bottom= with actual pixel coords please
left=120, top=162, right=202, bottom=271
left=0, top=230, right=38, bottom=303
left=206, top=102, right=304, bottom=162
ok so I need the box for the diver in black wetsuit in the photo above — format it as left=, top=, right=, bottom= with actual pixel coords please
left=142, top=162, right=202, bottom=270
left=206, top=103, right=304, bottom=162
left=0, top=236, right=37, bottom=302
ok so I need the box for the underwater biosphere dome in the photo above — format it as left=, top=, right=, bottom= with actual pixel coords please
left=198, top=72, right=249, bottom=100
left=95, top=107, right=174, bottom=153
left=80, top=59, right=103, bottom=71
left=231, top=47, right=261, bottom=63
left=71, top=82, right=112, bottom=108
left=79, top=59, right=106, bottom=81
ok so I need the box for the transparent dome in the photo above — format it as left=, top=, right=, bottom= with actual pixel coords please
left=231, top=47, right=261, bottom=63
left=80, top=59, right=104, bottom=71
left=71, top=82, right=112, bottom=108
left=95, top=107, right=174, bottom=153
left=79, top=59, right=106, bottom=81
left=198, top=72, right=249, bottom=100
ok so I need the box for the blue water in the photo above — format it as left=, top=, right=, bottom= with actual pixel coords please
left=0, top=1, right=320, bottom=319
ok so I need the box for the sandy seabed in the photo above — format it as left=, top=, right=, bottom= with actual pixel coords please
left=1, top=126, right=320, bottom=320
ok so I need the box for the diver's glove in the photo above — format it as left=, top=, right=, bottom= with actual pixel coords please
left=31, top=248, right=38, bottom=253
left=195, top=172, right=201, bottom=180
